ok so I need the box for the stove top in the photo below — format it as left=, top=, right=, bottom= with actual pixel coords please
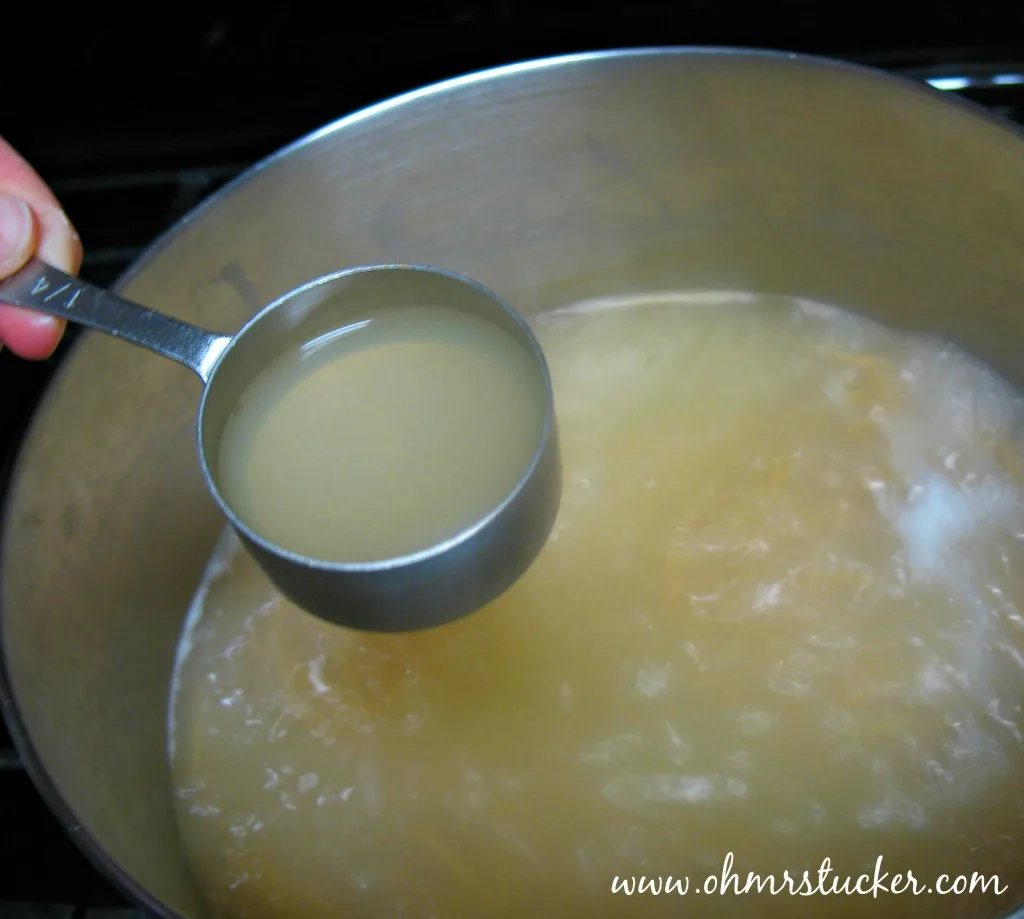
left=2, top=22, right=1024, bottom=917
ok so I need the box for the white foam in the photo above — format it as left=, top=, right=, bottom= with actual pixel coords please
left=895, top=473, right=977, bottom=581
left=602, top=773, right=717, bottom=809
left=552, top=289, right=760, bottom=317
left=166, top=527, right=243, bottom=761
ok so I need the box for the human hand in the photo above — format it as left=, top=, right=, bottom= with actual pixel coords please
left=0, top=136, right=83, bottom=359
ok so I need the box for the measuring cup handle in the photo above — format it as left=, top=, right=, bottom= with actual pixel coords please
left=0, top=258, right=232, bottom=383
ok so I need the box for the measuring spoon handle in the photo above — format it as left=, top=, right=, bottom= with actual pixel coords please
left=0, top=258, right=231, bottom=383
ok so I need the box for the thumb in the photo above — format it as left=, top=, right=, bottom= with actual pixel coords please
left=0, top=192, right=34, bottom=278
left=0, top=194, right=62, bottom=360
left=0, top=136, right=82, bottom=360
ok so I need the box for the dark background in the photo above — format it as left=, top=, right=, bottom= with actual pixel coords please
left=4, top=3, right=1024, bottom=916
left=8, top=2, right=1024, bottom=182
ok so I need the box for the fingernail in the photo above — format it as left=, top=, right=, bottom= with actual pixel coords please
left=0, top=193, right=33, bottom=274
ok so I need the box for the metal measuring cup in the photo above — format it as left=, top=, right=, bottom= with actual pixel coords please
left=0, top=260, right=561, bottom=632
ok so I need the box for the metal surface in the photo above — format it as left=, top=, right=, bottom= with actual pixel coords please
left=0, top=261, right=560, bottom=632
left=3, top=46, right=1024, bottom=919
left=199, top=265, right=561, bottom=633
left=0, top=260, right=230, bottom=382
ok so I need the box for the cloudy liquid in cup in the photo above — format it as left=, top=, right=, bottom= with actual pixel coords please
left=173, top=292, right=1024, bottom=919
left=216, top=305, right=546, bottom=562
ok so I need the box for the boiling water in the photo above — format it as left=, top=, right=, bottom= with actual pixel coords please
left=216, top=305, right=545, bottom=562
left=171, top=293, right=1024, bottom=919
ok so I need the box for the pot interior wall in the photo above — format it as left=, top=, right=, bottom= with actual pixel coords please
left=3, top=50, right=1024, bottom=918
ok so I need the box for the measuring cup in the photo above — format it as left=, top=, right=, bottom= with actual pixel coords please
left=0, top=259, right=561, bottom=632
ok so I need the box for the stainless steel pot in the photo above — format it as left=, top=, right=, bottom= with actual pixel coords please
left=3, top=48, right=1024, bottom=919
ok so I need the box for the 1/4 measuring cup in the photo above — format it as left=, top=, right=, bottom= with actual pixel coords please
left=0, top=260, right=561, bottom=632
